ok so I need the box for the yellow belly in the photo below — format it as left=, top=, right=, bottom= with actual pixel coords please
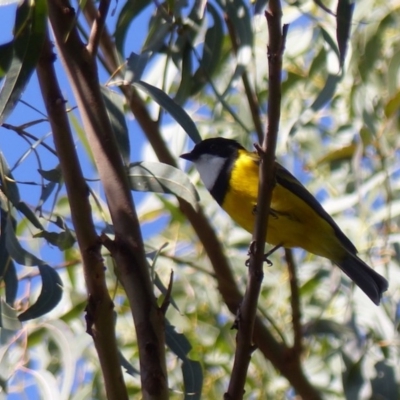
left=221, top=152, right=346, bottom=262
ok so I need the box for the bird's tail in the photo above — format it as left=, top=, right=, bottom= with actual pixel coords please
left=336, top=253, right=388, bottom=305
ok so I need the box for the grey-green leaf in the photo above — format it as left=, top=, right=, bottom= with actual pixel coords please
left=0, top=0, right=47, bottom=124
left=133, top=80, right=202, bottom=144
left=101, top=87, right=130, bottom=165
left=0, top=299, right=22, bottom=330
left=310, top=73, right=341, bottom=112
left=18, top=264, right=63, bottom=321
left=336, top=0, right=354, bottom=68
left=127, top=161, right=199, bottom=208
left=5, top=216, right=46, bottom=266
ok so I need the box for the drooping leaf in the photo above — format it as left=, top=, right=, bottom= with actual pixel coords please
left=38, top=166, right=62, bottom=183
left=142, top=9, right=173, bottom=53
left=165, top=321, right=192, bottom=359
left=5, top=215, right=46, bottom=266
left=174, top=44, right=193, bottom=105
left=124, top=51, right=151, bottom=84
left=133, top=80, right=202, bottom=144
left=190, top=3, right=224, bottom=96
left=0, top=41, right=14, bottom=79
left=0, top=151, right=20, bottom=206
left=370, top=360, right=399, bottom=399
left=15, top=201, right=43, bottom=230
left=127, top=161, right=199, bottom=208
left=0, top=0, right=47, bottom=124
left=182, top=359, right=203, bottom=400
left=4, top=260, right=17, bottom=306
left=101, top=87, right=130, bottom=165
left=320, top=27, right=340, bottom=65
left=310, top=73, right=341, bottom=112
left=33, top=229, right=76, bottom=251
left=0, top=299, right=22, bottom=330
left=336, top=0, right=354, bottom=68
left=341, top=351, right=365, bottom=400
left=114, top=0, right=152, bottom=55
left=165, top=321, right=203, bottom=399
left=18, top=265, right=63, bottom=321
left=118, top=350, right=140, bottom=376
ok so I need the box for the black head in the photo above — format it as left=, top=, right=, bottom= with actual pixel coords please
left=180, top=137, right=245, bottom=161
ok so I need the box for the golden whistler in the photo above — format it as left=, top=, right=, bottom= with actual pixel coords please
left=181, top=137, right=388, bottom=305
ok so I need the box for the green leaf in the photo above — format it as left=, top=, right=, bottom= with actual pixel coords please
left=38, top=166, right=62, bottom=183
left=182, top=359, right=203, bottom=400
left=341, top=351, right=364, bottom=400
left=165, top=321, right=203, bottom=399
left=0, top=299, right=22, bottom=330
left=165, top=321, right=192, bottom=359
left=0, top=41, right=14, bottom=79
left=33, top=229, right=76, bottom=251
left=4, top=260, right=17, bottom=306
left=124, top=51, right=151, bottom=83
left=310, top=73, right=341, bottom=112
left=142, top=11, right=173, bottom=53
left=5, top=215, right=46, bottom=266
left=133, top=80, right=202, bottom=144
left=114, top=0, right=152, bottom=55
left=174, top=44, right=193, bottom=106
left=371, top=360, right=399, bottom=399
left=336, top=0, right=354, bottom=68
left=18, top=265, right=63, bottom=321
left=16, top=201, right=43, bottom=230
left=190, top=3, right=224, bottom=96
left=0, top=0, right=47, bottom=124
left=303, top=319, right=353, bottom=338
left=0, top=151, right=20, bottom=205
left=101, top=87, right=130, bottom=165
left=320, top=27, right=340, bottom=65
left=127, top=161, right=199, bottom=208
left=118, top=350, right=139, bottom=377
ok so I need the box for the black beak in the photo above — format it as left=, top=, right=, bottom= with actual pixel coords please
left=180, top=152, right=194, bottom=161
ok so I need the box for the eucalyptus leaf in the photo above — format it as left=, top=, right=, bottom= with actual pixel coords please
left=18, top=265, right=63, bottom=321
left=5, top=215, right=46, bottom=266
left=133, top=80, right=202, bottom=144
left=0, top=0, right=47, bottom=124
left=127, top=161, right=199, bottom=208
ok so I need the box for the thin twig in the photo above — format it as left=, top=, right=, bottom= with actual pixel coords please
left=285, top=248, right=302, bottom=357
left=225, top=2, right=286, bottom=398
left=87, top=0, right=111, bottom=57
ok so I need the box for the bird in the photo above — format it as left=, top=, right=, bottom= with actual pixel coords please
left=180, top=137, right=388, bottom=305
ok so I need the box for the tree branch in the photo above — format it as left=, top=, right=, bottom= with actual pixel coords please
left=225, top=2, right=285, bottom=397
left=47, top=3, right=168, bottom=399
left=36, top=33, right=127, bottom=400
left=87, top=0, right=110, bottom=57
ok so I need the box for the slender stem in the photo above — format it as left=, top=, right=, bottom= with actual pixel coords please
left=87, top=0, right=110, bottom=56
left=226, top=1, right=286, bottom=398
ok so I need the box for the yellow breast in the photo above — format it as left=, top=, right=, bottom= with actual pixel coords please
left=221, top=150, right=346, bottom=261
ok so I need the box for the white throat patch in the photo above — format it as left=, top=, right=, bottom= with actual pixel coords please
left=193, top=154, right=226, bottom=191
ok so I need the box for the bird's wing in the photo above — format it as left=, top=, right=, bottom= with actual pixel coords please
left=248, top=151, right=357, bottom=253
left=274, top=162, right=357, bottom=254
